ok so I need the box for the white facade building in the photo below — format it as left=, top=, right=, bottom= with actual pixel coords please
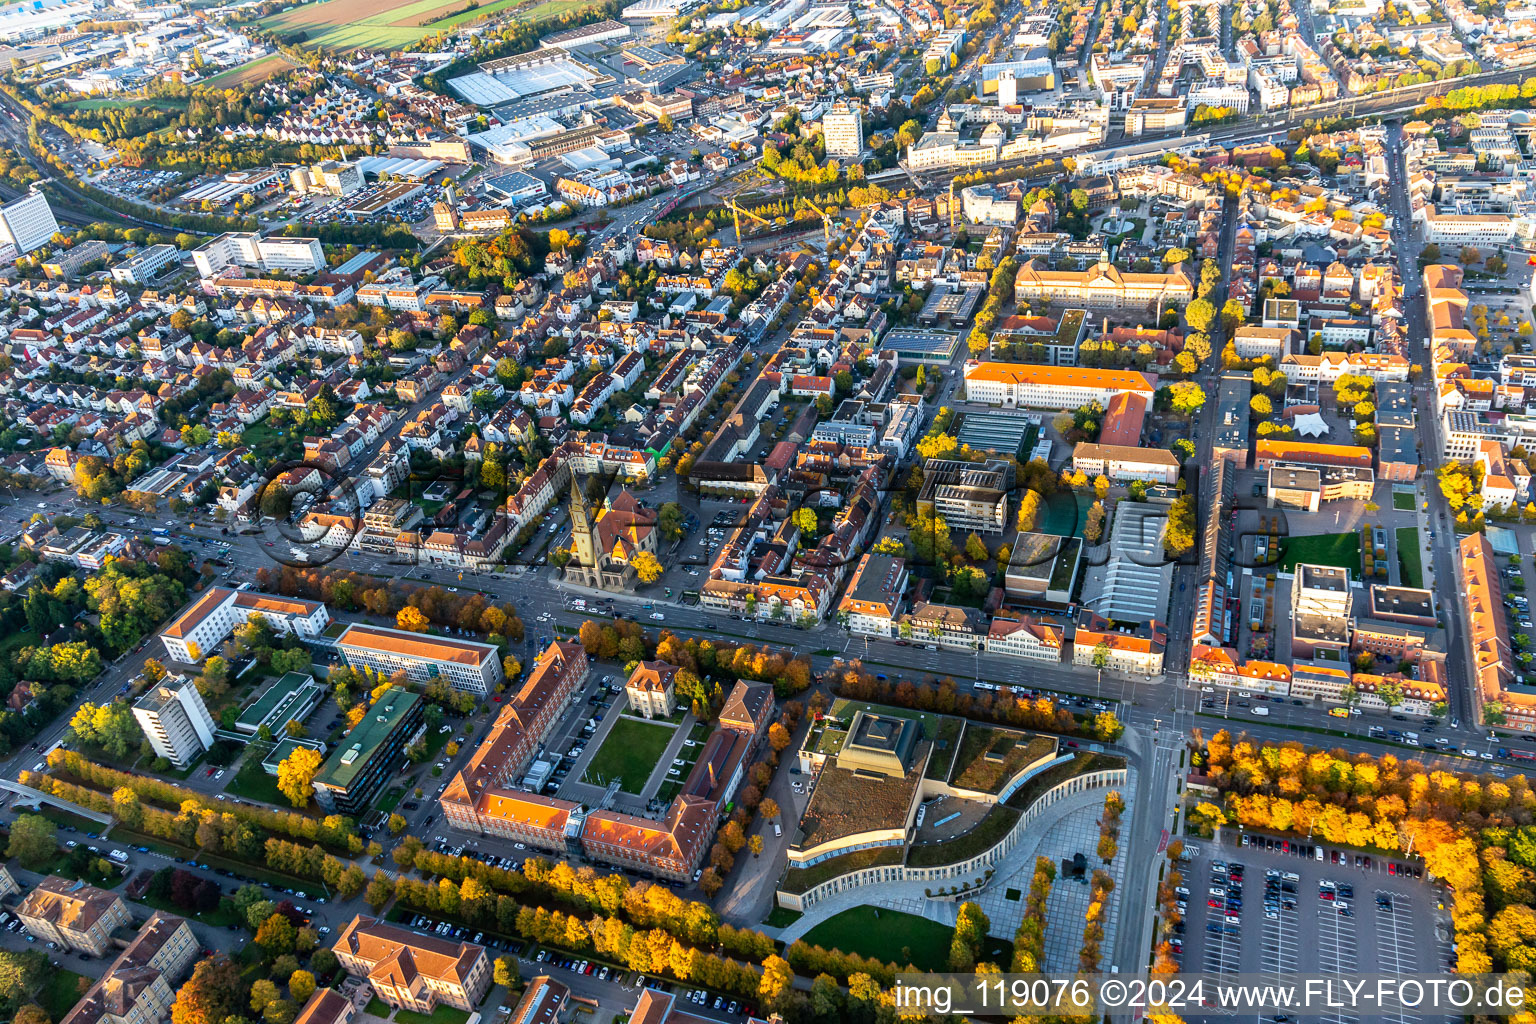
left=159, top=586, right=331, bottom=664
left=133, top=675, right=218, bottom=768
left=823, top=103, right=863, bottom=159
left=192, top=232, right=327, bottom=278
left=0, top=191, right=59, bottom=255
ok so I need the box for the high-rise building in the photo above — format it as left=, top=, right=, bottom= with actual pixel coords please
left=133, top=674, right=217, bottom=768
left=0, top=190, right=58, bottom=255
left=823, top=103, right=863, bottom=160
left=997, top=69, right=1017, bottom=106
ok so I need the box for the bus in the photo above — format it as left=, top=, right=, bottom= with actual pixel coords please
left=1509, top=749, right=1536, bottom=762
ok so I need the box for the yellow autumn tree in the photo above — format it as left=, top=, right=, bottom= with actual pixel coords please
left=275, top=747, right=323, bottom=808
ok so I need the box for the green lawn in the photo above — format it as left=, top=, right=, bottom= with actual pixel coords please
left=224, top=756, right=290, bottom=807
left=583, top=717, right=674, bottom=793
left=1279, top=532, right=1362, bottom=576
left=0, top=628, right=41, bottom=660
left=1396, top=527, right=1424, bottom=588
left=395, top=1006, right=470, bottom=1024
left=366, top=997, right=394, bottom=1017
left=37, top=969, right=90, bottom=1019
left=377, top=786, right=405, bottom=813
left=765, top=906, right=803, bottom=928
left=799, top=906, right=986, bottom=971
left=1392, top=491, right=1416, bottom=511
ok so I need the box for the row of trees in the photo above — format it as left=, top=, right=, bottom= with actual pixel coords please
left=1011, top=856, right=1056, bottom=972
left=1189, top=730, right=1536, bottom=973
left=831, top=660, right=1124, bottom=742
left=34, top=750, right=365, bottom=853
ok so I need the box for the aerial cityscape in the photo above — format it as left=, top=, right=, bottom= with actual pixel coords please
left=0, top=0, right=1529, bottom=1017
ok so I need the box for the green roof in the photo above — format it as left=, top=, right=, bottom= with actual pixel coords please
left=314, top=687, right=421, bottom=791
left=237, top=672, right=320, bottom=733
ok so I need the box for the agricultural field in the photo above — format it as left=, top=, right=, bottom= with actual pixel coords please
left=258, top=0, right=584, bottom=50
left=202, top=54, right=296, bottom=87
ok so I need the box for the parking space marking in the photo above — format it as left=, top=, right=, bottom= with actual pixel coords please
left=1259, top=882, right=1299, bottom=1024
left=1316, top=892, right=1360, bottom=1024
left=1374, top=889, right=1422, bottom=1024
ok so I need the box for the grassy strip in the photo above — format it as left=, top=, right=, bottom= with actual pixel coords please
left=779, top=846, right=903, bottom=895
left=906, top=802, right=1021, bottom=867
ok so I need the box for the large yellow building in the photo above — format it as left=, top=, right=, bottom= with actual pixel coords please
left=1013, top=258, right=1194, bottom=310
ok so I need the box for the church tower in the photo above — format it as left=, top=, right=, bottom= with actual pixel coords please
left=568, top=474, right=597, bottom=571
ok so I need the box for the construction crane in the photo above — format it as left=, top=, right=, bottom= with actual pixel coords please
left=949, top=177, right=957, bottom=232
left=724, top=197, right=769, bottom=245
left=796, top=196, right=835, bottom=251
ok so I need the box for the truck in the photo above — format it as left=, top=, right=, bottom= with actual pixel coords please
left=151, top=528, right=169, bottom=537
left=1251, top=706, right=1270, bottom=716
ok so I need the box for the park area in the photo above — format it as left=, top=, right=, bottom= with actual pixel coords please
left=798, top=906, right=1004, bottom=971
left=582, top=717, right=673, bottom=793
left=259, top=0, right=587, bottom=49
left=1278, top=532, right=1360, bottom=576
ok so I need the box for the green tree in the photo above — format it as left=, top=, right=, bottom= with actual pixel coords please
left=5, top=815, right=54, bottom=868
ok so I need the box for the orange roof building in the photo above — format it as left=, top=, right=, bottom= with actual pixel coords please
left=962, top=360, right=1157, bottom=410
left=159, top=586, right=330, bottom=665
left=1097, top=391, right=1149, bottom=447
left=332, top=916, right=491, bottom=1012
left=336, top=623, right=503, bottom=694
left=1460, top=533, right=1525, bottom=728
left=1253, top=439, right=1373, bottom=471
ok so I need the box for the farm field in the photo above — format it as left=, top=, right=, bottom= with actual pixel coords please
left=258, top=0, right=584, bottom=50
left=202, top=54, right=296, bottom=87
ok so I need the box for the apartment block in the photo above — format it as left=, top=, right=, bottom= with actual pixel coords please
left=132, top=674, right=217, bottom=769
left=58, top=913, right=197, bottom=1024
left=332, top=916, right=491, bottom=1012
left=18, top=876, right=132, bottom=956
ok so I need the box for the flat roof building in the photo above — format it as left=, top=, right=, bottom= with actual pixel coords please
left=132, top=674, right=217, bottom=769
left=312, top=687, right=425, bottom=814
left=336, top=623, right=502, bottom=694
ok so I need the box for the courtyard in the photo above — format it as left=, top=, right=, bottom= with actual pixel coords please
left=582, top=717, right=675, bottom=793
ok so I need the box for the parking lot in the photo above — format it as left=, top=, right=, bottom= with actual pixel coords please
left=1173, top=832, right=1456, bottom=1024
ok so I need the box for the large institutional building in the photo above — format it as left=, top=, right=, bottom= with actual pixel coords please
left=1012, top=258, right=1194, bottom=310
left=159, top=587, right=330, bottom=664
left=335, top=623, right=503, bottom=694
left=962, top=361, right=1157, bottom=410
left=313, top=687, right=425, bottom=814
left=441, top=648, right=774, bottom=881
left=332, top=916, right=491, bottom=1012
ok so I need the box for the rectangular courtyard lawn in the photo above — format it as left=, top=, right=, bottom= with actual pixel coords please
left=1279, top=532, right=1361, bottom=576
left=583, top=717, right=674, bottom=793
left=1396, top=527, right=1424, bottom=588
left=1392, top=491, right=1416, bottom=511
